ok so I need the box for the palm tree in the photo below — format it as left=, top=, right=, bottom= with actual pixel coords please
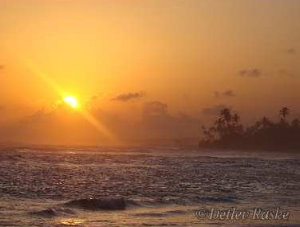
left=279, top=107, right=290, bottom=121
left=199, top=107, right=300, bottom=150
left=220, top=108, right=232, bottom=123
left=261, top=116, right=272, bottom=128
left=232, top=113, right=240, bottom=124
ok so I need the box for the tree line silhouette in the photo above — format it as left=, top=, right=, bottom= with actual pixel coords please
left=199, top=107, right=300, bottom=151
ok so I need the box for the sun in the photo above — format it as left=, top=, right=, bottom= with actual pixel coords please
left=63, top=95, right=80, bottom=109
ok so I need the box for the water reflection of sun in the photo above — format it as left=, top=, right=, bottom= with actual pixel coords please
left=59, top=218, right=85, bottom=226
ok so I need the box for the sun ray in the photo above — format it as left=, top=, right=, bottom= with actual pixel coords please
left=80, top=110, right=117, bottom=143
left=24, top=59, right=118, bottom=144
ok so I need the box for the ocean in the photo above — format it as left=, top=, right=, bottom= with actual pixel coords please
left=0, top=146, right=299, bottom=226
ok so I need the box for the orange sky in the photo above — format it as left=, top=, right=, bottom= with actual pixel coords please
left=0, top=0, right=299, bottom=145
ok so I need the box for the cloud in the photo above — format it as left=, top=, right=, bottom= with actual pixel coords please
left=111, top=92, right=145, bottom=102
left=239, top=68, right=261, bottom=77
left=143, top=101, right=168, bottom=116
left=140, top=101, right=201, bottom=140
left=285, top=48, right=296, bottom=55
left=214, top=90, right=236, bottom=98
left=202, top=104, right=230, bottom=116
left=0, top=99, right=203, bottom=145
left=2, top=107, right=110, bottom=145
left=0, top=65, right=4, bottom=70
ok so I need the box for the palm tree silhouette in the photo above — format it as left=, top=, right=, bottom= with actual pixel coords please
left=199, top=107, right=300, bottom=150
left=220, top=108, right=232, bottom=123
left=279, top=107, right=290, bottom=121
left=232, top=113, right=240, bottom=124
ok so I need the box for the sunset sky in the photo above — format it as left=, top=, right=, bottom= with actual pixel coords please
left=0, top=0, right=299, bottom=145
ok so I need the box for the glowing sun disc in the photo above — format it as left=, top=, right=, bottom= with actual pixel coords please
left=63, top=95, right=79, bottom=109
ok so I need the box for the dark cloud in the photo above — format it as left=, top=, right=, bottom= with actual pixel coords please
left=239, top=68, right=261, bottom=78
left=214, top=90, right=236, bottom=98
left=285, top=48, right=296, bottom=55
left=3, top=108, right=109, bottom=145
left=0, top=100, right=201, bottom=144
left=111, top=92, right=145, bottom=102
left=18, top=109, right=54, bottom=126
left=143, top=101, right=168, bottom=116
left=202, top=104, right=230, bottom=116
left=140, top=101, right=201, bottom=140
